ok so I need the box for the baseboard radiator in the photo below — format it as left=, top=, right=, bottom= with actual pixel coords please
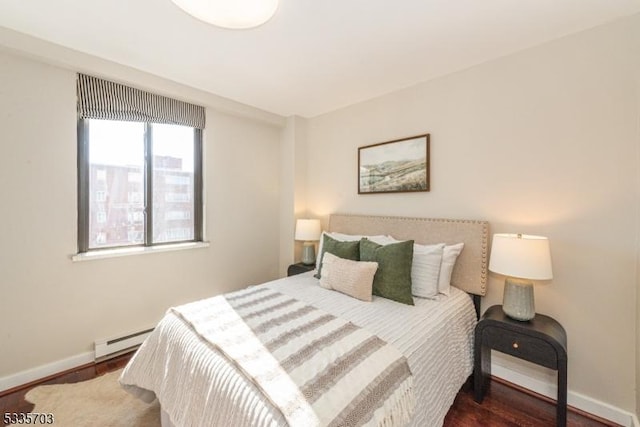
left=94, top=327, right=154, bottom=361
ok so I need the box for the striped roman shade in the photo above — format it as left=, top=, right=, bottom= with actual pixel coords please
left=77, top=74, right=205, bottom=129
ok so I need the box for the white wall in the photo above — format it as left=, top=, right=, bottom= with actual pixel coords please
left=305, top=14, right=640, bottom=416
left=636, top=47, right=640, bottom=422
left=279, top=116, right=309, bottom=275
left=0, top=51, right=283, bottom=379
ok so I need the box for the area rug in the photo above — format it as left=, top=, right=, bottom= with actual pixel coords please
left=24, top=369, right=160, bottom=426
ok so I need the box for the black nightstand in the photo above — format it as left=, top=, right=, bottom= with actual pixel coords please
left=474, top=305, right=568, bottom=427
left=287, top=263, right=315, bottom=277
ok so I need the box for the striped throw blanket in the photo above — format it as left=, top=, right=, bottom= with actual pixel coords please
left=171, top=286, right=414, bottom=427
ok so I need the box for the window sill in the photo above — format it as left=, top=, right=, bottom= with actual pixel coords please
left=71, top=241, right=210, bottom=262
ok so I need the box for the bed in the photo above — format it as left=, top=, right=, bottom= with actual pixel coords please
left=120, top=214, right=489, bottom=427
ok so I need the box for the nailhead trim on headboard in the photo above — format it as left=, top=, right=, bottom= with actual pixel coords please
left=327, top=214, right=489, bottom=296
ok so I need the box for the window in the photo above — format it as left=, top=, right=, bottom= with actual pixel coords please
left=78, top=119, right=203, bottom=251
left=128, top=211, right=145, bottom=223
left=96, top=212, right=107, bottom=224
left=77, top=74, right=205, bottom=253
left=165, top=174, right=191, bottom=185
left=95, top=190, right=107, bottom=202
left=165, top=210, right=192, bottom=221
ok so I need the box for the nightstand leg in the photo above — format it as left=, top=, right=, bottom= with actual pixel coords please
left=474, top=343, right=491, bottom=403
left=557, top=359, right=567, bottom=427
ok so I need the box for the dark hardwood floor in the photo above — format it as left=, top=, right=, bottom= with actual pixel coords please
left=1, top=352, right=620, bottom=427
left=444, top=377, right=619, bottom=427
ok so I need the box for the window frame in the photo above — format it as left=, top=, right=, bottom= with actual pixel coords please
left=77, top=119, right=203, bottom=254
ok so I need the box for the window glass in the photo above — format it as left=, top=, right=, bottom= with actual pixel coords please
left=88, top=119, right=145, bottom=249
left=151, top=123, right=195, bottom=244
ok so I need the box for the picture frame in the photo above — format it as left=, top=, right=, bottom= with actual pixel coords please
left=358, top=134, right=430, bottom=194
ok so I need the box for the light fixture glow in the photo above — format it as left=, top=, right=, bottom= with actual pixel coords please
left=172, top=0, right=279, bottom=29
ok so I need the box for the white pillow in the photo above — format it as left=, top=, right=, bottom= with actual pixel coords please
left=318, top=252, right=379, bottom=302
left=411, top=243, right=445, bottom=298
left=437, top=243, right=465, bottom=295
left=315, top=231, right=392, bottom=267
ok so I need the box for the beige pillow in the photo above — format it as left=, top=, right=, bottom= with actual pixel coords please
left=319, top=252, right=378, bottom=302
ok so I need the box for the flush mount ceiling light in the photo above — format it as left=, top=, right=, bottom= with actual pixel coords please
left=171, top=0, right=279, bottom=29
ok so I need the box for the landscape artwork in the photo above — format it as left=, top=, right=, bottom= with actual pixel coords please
left=358, top=134, right=430, bottom=194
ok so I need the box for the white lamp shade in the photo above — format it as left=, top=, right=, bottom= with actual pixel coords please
left=171, top=0, right=279, bottom=29
left=295, top=219, right=321, bottom=242
left=489, top=234, right=553, bottom=280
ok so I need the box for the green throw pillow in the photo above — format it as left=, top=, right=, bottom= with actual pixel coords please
left=314, top=234, right=360, bottom=279
left=359, top=239, right=414, bottom=305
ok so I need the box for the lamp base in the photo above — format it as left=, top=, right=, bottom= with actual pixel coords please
left=502, top=277, right=535, bottom=321
left=301, top=242, right=316, bottom=265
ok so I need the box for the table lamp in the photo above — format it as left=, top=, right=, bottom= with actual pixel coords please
left=489, top=233, right=553, bottom=321
left=295, top=219, right=321, bottom=265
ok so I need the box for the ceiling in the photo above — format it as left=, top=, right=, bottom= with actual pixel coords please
left=1, top=0, right=639, bottom=118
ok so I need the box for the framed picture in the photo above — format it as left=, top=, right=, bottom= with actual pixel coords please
left=358, top=134, right=430, bottom=194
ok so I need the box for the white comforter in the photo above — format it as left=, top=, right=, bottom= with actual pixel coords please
left=120, top=273, right=476, bottom=427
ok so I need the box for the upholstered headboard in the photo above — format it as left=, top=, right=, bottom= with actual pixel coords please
left=328, top=214, right=489, bottom=297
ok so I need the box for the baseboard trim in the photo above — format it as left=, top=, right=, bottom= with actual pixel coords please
left=0, top=351, right=94, bottom=395
left=492, top=363, right=635, bottom=427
